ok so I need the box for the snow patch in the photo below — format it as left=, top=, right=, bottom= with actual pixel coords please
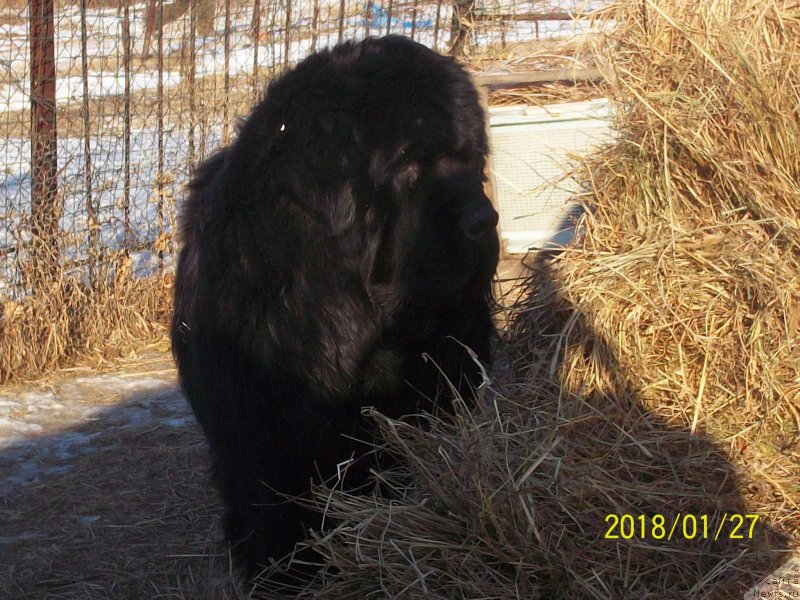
left=0, top=370, right=195, bottom=495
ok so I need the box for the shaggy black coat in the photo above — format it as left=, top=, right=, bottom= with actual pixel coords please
left=171, top=35, right=500, bottom=580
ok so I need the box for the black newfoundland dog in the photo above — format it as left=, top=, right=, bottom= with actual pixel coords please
left=172, top=35, right=500, bottom=580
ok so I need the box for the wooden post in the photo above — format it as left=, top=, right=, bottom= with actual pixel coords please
left=223, top=0, right=231, bottom=143
left=284, top=0, right=292, bottom=68
left=251, top=0, right=261, bottom=100
left=337, top=0, right=345, bottom=42
left=29, top=0, right=59, bottom=286
left=121, top=0, right=132, bottom=247
left=79, top=0, right=97, bottom=280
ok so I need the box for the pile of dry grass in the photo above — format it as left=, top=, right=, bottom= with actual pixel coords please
left=294, top=1, right=799, bottom=598
left=573, top=0, right=800, bottom=434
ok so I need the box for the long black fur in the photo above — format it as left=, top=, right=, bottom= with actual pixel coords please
left=171, top=36, right=500, bottom=581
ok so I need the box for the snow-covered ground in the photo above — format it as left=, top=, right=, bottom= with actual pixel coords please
left=1, top=126, right=204, bottom=288
left=1, top=0, right=600, bottom=111
left=2, top=0, right=608, bottom=116
left=0, top=362, right=190, bottom=495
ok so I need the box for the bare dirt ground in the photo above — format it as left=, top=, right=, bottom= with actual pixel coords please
left=0, top=354, right=242, bottom=599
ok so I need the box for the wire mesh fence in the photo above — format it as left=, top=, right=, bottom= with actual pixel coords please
left=0, top=0, right=599, bottom=379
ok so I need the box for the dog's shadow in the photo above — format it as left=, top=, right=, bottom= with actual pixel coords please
left=483, top=251, right=791, bottom=597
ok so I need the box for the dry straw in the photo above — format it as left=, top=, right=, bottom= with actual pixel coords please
left=0, top=255, right=171, bottom=383
left=296, top=0, right=799, bottom=598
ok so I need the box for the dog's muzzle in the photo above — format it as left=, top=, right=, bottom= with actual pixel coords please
left=459, top=201, right=499, bottom=240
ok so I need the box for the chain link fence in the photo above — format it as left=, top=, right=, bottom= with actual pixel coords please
left=0, top=0, right=598, bottom=379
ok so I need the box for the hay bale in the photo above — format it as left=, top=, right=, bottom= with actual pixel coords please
left=287, top=1, right=800, bottom=597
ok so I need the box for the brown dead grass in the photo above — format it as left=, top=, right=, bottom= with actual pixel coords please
left=0, top=260, right=172, bottom=384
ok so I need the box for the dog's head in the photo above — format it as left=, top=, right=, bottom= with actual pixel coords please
left=350, top=38, right=499, bottom=310
left=365, top=151, right=499, bottom=313
left=226, top=37, right=499, bottom=308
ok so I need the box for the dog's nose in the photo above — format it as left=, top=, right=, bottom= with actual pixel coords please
left=460, top=203, right=499, bottom=239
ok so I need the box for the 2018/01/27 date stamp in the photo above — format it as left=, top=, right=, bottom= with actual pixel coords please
left=605, top=513, right=760, bottom=541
